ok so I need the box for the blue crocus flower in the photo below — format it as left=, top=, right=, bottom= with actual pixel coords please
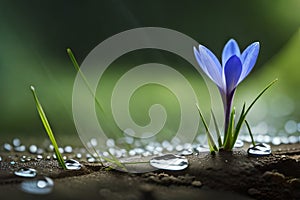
left=193, top=39, right=260, bottom=133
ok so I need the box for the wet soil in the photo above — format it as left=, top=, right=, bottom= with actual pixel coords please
left=0, top=143, right=299, bottom=200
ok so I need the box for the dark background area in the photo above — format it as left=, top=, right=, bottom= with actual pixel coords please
left=0, top=0, right=300, bottom=140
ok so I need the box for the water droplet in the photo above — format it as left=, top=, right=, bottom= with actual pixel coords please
left=280, top=136, right=289, bottom=144
left=48, top=144, right=54, bottom=152
left=87, top=157, right=96, bottom=163
left=180, top=149, right=193, bottom=156
left=64, top=146, right=73, bottom=153
left=155, top=146, right=163, bottom=153
left=90, top=138, right=98, bottom=147
left=58, top=147, right=64, bottom=154
left=12, top=138, right=21, bottom=147
left=288, top=135, right=299, bottom=144
left=106, top=138, right=115, bottom=147
left=37, top=148, right=44, bottom=154
left=175, top=145, right=183, bottom=152
left=20, top=176, right=54, bottom=195
left=15, top=145, right=26, bottom=152
left=271, top=137, right=281, bottom=145
left=150, top=154, right=188, bottom=170
left=0, top=156, right=2, bottom=162
left=142, top=151, right=152, bottom=157
left=10, top=161, right=16, bottom=165
left=14, top=167, right=37, bottom=178
left=247, top=143, right=271, bottom=156
left=194, top=145, right=210, bottom=153
left=76, top=153, right=82, bottom=159
left=29, top=145, right=38, bottom=154
left=284, top=120, right=297, bottom=134
left=233, top=139, right=244, bottom=148
left=4, top=143, right=12, bottom=151
left=65, top=159, right=81, bottom=170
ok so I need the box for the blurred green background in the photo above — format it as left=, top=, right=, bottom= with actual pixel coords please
left=0, top=0, right=300, bottom=143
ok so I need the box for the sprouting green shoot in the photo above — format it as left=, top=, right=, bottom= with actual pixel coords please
left=196, top=104, right=218, bottom=153
left=195, top=79, right=277, bottom=153
left=211, top=110, right=222, bottom=148
left=224, top=107, right=236, bottom=150
left=30, top=86, right=67, bottom=169
left=66, top=48, right=104, bottom=112
left=245, top=120, right=256, bottom=146
left=230, top=79, right=278, bottom=149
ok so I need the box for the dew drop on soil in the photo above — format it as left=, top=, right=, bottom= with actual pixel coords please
left=14, top=145, right=26, bottom=152
left=14, top=167, right=37, bottom=178
left=76, top=153, right=82, bottom=159
left=271, top=137, right=281, bottom=145
left=12, top=138, right=21, bottom=147
left=64, top=146, right=73, bottom=153
left=179, top=149, right=193, bottom=156
left=20, top=176, right=54, bottom=195
left=247, top=143, right=271, bottom=156
left=233, top=139, right=244, bottom=148
left=194, top=145, right=210, bottom=153
left=149, top=154, right=188, bottom=170
left=87, top=157, right=96, bottom=163
left=29, top=145, right=38, bottom=154
left=65, top=159, right=81, bottom=170
left=4, top=143, right=12, bottom=151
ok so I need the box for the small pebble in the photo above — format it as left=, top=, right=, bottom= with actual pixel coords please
left=262, top=171, right=285, bottom=183
left=191, top=180, right=202, bottom=187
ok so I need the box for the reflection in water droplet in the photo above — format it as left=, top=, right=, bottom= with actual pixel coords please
left=15, top=167, right=37, bottom=178
left=247, top=143, right=271, bottom=156
left=150, top=154, right=188, bottom=170
left=65, top=159, right=81, bottom=170
left=20, top=176, right=54, bottom=195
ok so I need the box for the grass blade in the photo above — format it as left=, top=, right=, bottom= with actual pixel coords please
left=67, top=48, right=104, bottom=112
left=244, top=79, right=278, bottom=117
left=245, top=120, right=256, bottom=146
left=211, top=110, right=222, bottom=148
left=231, top=79, right=277, bottom=149
left=196, top=104, right=218, bottom=152
left=30, top=86, right=67, bottom=169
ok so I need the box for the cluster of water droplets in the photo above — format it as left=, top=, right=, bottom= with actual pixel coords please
left=0, top=138, right=84, bottom=195
left=1, top=118, right=299, bottom=182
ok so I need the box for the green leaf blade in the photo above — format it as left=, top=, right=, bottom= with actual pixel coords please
left=30, top=86, right=67, bottom=169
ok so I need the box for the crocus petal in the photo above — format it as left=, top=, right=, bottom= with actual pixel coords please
left=238, top=42, right=260, bottom=83
left=224, top=55, right=242, bottom=94
left=193, top=46, right=209, bottom=76
left=194, top=45, right=223, bottom=89
left=222, top=39, right=241, bottom=66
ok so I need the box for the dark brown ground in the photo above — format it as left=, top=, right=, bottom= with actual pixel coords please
left=0, top=143, right=299, bottom=200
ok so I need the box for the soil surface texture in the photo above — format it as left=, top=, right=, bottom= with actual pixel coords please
left=0, top=143, right=299, bottom=200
